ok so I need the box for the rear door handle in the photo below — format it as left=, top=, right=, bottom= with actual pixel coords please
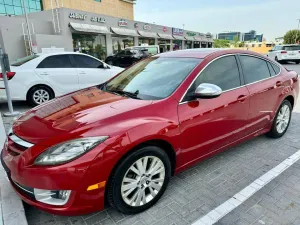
left=39, top=72, right=48, bottom=75
left=237, top=95, right=248, bottom=102
left=78, top=71, right=86, bottom=75
left=276, top=81, right=283, bottom=87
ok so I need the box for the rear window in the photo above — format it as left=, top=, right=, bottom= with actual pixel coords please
left=11, top=55, right=39, bottom=66
left=283, top=45, right=300, bottom=51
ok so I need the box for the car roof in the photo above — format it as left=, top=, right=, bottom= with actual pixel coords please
left=156, top=48, right=264, bottom=59
left=37, top=52, right=91, bottom=57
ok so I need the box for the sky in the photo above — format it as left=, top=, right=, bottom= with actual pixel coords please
left=134, top=0, right=300, bottom=41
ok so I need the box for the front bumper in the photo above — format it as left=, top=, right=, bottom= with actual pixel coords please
left=1, top=140, right=109, bottom=216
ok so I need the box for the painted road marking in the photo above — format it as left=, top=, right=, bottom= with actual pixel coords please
left=192, top=149, right=300, bottom=225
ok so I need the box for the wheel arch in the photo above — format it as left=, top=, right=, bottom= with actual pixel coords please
left=104, top=138, right=176, bottom=204
left=284, top=95, right=294, bottom=109
left=26, top=84, right=55, bottom=101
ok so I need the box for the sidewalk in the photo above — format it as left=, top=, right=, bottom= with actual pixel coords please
left=0, top=114, right=27, bottom=225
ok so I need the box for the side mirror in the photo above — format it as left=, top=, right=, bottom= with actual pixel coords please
left=102, top=65, right=110, bottom=69
left=194, top=83, right=222, bottom=99
left=269, top=50, right=273, bottom=52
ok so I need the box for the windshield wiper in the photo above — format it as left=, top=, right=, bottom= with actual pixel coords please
left=109, top=89, right=141, bottom=100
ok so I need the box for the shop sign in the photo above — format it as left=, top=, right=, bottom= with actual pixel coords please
left=91, top=16, right=106, bottom=23
left=69, top=12, right=87, bottom=20
left=118, top=19, right=128, bottom=27
left=187, top=31, right=196, bottom=36
left=143, top=24, right=151, bottom=30
left=172, top=28, right=184, bottom=36
left=134, top=23, right=139, bottom=28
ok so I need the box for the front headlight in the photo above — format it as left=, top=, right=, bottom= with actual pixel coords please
left=34, top=137, right=108, bottom=166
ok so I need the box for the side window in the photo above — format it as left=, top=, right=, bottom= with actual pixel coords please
left=37, top=55, right=72, bottom=68
left=73, top=55, right=104, bottom=69
left=267, top=62, right=276, bottom=76
left=271, top=63, right=280, bottom=74
left=240, top=56, right=271, bottom=84
left=193, top=55, right=241, bottom=92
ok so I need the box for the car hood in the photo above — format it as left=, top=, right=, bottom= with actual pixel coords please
left=13, top=87, right=153, bottom=145
left=109, top=65, right=124, bottom=72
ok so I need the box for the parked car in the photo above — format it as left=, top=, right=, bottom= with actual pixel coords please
left=1, top=49, right=299, bottom=216
left=267, top=44, right=300, bottom=64
left=105, top=49, right=149, bottom=68
left=128, top=45, right=160, bottom=55
left=0, top=52, right=124, bottom=105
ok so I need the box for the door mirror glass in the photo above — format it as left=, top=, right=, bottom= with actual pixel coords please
left=194, top=83, right=222, bottom=99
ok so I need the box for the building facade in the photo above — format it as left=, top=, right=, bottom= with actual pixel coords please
left=217, top=30, right=263, bottom=42
left=0, top=7, right=214, bottom=62
left=0, top=0, right=135, bottom=20
left=217, top=31, right=242, bottom=41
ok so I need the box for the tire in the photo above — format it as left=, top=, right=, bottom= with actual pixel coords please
left=275, top=56, right=283, bottom=64
left=267, top=100, right=292, bottom=138
left=296, top=61, right=300, bottom=64
left=27, top=85, right=54, bottom=106
left=107, top=146, right=171, bottom=214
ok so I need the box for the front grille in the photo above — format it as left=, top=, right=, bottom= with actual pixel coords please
left=6, top=133, right=33, bottom=156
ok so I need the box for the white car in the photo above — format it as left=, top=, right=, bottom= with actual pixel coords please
left=0, top=52, right=124, bottom=105
left=267, top=44, right=300, bottom=64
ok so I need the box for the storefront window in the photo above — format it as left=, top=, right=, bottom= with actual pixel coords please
left=72, top=33, right=107, bottom=60
left=186, top=41, right=193, bottom=49
left=138, top=38, right=155, bottom=46
left=158, top=39, right=171, bottom=53
left=173, top=40, right=182, bottom=50
left=112, top=36, right=134, bottom=54
left=194, top=41, right=200, bottom=48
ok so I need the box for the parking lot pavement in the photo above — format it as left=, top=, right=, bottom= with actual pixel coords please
left=0, top=64, right=300, bottom=225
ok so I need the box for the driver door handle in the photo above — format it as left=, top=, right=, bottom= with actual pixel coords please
left=237, top=95, right=248, bottom=102
left=276, top=81, right=283, bottom=87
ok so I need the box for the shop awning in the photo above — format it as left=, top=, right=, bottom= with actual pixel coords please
left=111, top=27, right=139, bottom=36
left=70, top=22, right=111, bottom=34
left=137, top=30, right=159, bottom=38
left=185, top=36, right=195, bottom=41
left=194, top=37, right=205, bottom=42
left=173, top=35, right=185, bottom=40
left=157, top=33, right=174, bottom=40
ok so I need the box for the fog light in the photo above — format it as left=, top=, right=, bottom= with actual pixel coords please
left=34, top=189, right=71, bottom=206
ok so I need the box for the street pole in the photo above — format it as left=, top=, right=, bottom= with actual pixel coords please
left=296, top=19, right=300, bottom=44
left=21, top=0, right=33, bottom=54
left=0, top=48, right=20, bottom=117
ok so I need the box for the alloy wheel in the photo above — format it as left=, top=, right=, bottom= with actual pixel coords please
left=33, top=89, right=50, bottom=105
left=121, top=156, right=165, bottom=207
left=276, top=104, right=290, bottom=134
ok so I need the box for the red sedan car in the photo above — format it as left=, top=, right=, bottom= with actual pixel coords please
left=1, top=49, right=299, bottom=216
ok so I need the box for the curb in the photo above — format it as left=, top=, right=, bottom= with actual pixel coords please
left=0, top=115, right=28, bottom=225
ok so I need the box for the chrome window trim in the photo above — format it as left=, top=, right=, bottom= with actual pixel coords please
left=9, top=133, right=34, bottom=148
left=179, top=53, right=282, bottom=105
left=179, top=54, right=237, bottom=103
left=238, top=53, right=282, bottom=76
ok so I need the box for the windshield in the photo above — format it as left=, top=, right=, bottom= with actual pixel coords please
left=104, top=57, right=202, bottom=100
left=283, top=45, right=300, bottom=51
left=11, top=55, right=39, bottom=66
